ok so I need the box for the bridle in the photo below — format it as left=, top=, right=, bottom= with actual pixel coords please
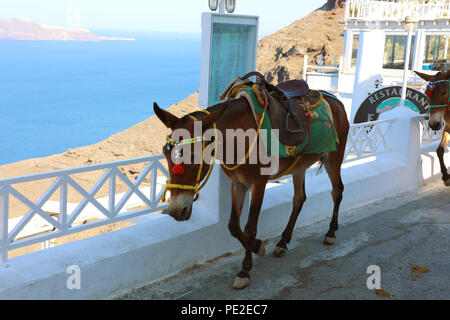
left=161, top=110, right=218, bottom=202
left=425, top=79, right=450, bottom=112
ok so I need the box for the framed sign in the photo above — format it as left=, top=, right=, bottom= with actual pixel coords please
left=354, top=86, right=429, bottom=123
left=199, top=12, right=259, bottom=108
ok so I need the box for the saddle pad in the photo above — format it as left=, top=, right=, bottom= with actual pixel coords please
left=236, top=88, right=338, bottom=157
left=304, top=98, right=338, bottom=154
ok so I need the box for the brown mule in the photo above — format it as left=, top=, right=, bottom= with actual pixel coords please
left=154, top=89, right=349, bottom=290
left=415, top=70, right=450, bottom=186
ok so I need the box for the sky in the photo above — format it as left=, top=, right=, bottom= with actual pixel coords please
left=0, top=0, right=326, bottom=37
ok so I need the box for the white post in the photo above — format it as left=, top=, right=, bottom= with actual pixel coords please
left=379, top=107, right=423, bottom=188
left=303, top=54, right=308, bottom=80
left=400, top=27, right=413, bottom=108
left=0, top=188, right=9, bottom=266
left=445, top=36, right=449, bottom=60
left=413, top=29, right=425, bottom=72
left=195, top=160, right=234, bottom=224
left=342, top=28, right=353, bottom=72
left=59, top=178, right=67, bottom=229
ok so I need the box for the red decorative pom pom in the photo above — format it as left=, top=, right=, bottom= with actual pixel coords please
left=172, top=162, right=184, bottom=175
left=426, top=90, right=432, bottom=96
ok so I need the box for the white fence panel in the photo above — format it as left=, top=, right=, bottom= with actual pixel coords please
left=0, top=155, right=169, bottom=264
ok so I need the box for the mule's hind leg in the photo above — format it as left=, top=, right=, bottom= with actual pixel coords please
left=437, top=127, right=450, bottom=186
left=273, top=171, right=306, bottom=258
left=323, top=154, right=344, bottom=245
left=233, top=182, right=266, bottom=290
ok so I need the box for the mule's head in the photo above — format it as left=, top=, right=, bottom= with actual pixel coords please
left=415, top=70, right=450, bottom=131
left=153, top=102, right=224, bottom=221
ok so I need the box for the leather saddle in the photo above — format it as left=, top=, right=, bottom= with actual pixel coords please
left=239, top=72, right=311, bottom=147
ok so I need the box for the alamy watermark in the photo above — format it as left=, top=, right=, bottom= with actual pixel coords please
left=167, top=121, right=281, bottom=175
left=366, top=265, right=381, bottom=290
left=66, top=265, right=81, bottom=290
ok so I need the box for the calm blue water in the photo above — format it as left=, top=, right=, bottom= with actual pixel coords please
left=0, top=32, right=201, bottom=165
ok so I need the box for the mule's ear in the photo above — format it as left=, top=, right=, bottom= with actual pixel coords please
left=201, top=107, right=225, bottom=130
left=414, top=70, right=436, bottom=82
left=153, top=102, right=180, bottom=130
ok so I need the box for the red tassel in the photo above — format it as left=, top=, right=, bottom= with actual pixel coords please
left=426, top=90, right=432, bottom=96
left=172, top=162, right=184, bottom=175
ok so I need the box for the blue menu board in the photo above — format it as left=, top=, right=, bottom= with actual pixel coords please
left=200, top=13, right=258, bottom=108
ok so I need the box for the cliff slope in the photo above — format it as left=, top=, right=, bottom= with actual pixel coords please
left=257, top=4, right=345, bottom=84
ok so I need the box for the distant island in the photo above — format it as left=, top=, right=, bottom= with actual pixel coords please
left=0, top=18, right=135, bottom=41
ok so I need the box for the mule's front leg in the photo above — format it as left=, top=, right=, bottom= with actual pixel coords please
left=437, top=129, right=450, bottom=186
left=228, top=181, right=265, bottom=255
left=232, top=183, right=266, bottom=290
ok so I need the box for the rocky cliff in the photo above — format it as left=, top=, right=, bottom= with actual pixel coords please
left=256, top=3, right=345, bottom=84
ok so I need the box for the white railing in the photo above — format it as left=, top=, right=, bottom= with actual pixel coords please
left=345, top=0, right=450, bottom=22
left=270, top=118, right=395, bottom=185
left=0, top=155, right=169, bottom=264
left=303, top=54, right=342, bottom=80
left=344, top=118, right=394, bottom=162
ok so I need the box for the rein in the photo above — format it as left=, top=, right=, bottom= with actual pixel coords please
left=426, top=79, right=450, bottom=112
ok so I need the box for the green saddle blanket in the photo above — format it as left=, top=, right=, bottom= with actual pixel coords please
left=237, top=87, right=338, bottom=157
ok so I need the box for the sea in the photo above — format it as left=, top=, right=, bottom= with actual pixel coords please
left=0, top=31, right=201, bottom=165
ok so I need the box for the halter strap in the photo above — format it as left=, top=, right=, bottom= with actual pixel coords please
left=426, top=80, right=450, bottom=112
left=161, top=110, right=217, bottom=202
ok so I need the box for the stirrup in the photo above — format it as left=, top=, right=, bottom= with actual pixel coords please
left=285, top=111, right=305, bottom=133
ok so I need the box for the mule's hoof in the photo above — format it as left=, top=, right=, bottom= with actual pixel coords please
left=323, top=236, right=336, bottom=245
left=444, top=178, right=450, bottom=187
left=273, top=246, right=287, bottom=258
left=232, top=277, right=250, bottom=290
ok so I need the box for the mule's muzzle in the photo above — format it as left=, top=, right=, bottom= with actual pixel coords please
left=429, top=121, right=442, bottom=131
left=167, top=193, right=193, bottom=221
left=169, top=205, right=192, bottom=221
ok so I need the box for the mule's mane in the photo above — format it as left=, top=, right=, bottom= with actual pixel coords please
left=180, top=97, right=247, bottom=123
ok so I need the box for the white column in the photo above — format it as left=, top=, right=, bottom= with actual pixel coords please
left=412, top=29, right=425, bottom=72
left=400, top=28, right=414, bottom=107
left=195, top=160, right=235, bottom=224
left=342, top=28, right=353, bottom=73
left=350, top=30, right=385, bottom=123
left=444, top=36, right=449, bottom=60
left=303, top=54, right=308, bottom=80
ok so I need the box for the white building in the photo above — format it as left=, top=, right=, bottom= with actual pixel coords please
left=305, top=0, right=450, bottom=123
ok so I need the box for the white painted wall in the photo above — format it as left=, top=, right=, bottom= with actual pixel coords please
left=350, top=30, right=386, bottom=123
left=0, top=109, right=447, bottom=299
